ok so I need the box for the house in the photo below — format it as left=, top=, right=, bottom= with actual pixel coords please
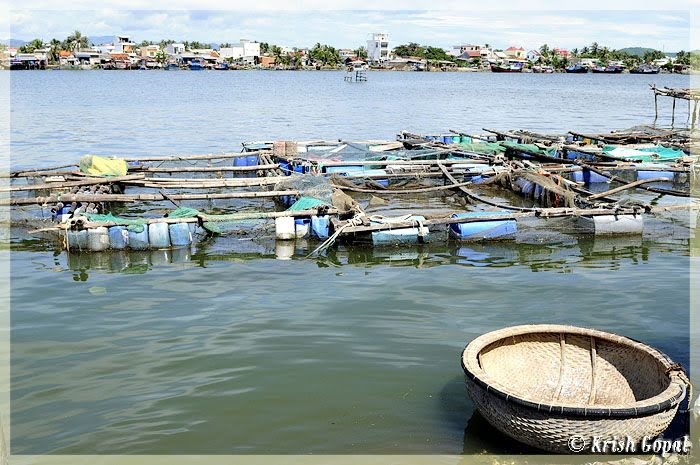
left=527, top=50, right=542, bottom=62
left=505, top=46, right=526, bottom=60
left=385, top=56, right=425, bottom=71
left=58, top=50, right=77, bottom=66
left=74, top=50, right=102, bottom=67
left=166, top=43, right=185, bottom=55
left=452, top=44, right=482, bottom=56
left=653, top=57, right=672, bottom=67
left=367, top=33, right=390, bottom=63
left=455, top=50, right=482, bottom=62
left=140, top=45, right=160, bottom=58
left=94, top=43, right=115, bottom=54
left=338, top=49, right=355, bottom=60
left=113, top=35, right=135, bottom=54
left=218, top=40, right=261, bottom=64
left=553, top=48, right=570, bottom=58
left=493, top=51, right=508, bottom=61
left=259, top=56, right=276, bottom=68
left=579, top=57, right=598, bottom=67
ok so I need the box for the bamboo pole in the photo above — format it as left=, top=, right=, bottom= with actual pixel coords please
left=332, top=180, right=475, bottom=194
left=134, top=164, right=279, bottom=173
left=586, top=178, right=675, bottom=200
left=1, top=173, right=145, bottom=193
left=4, top=189, right=301, bottom=206
left=336, top=207, right=645, bottom=235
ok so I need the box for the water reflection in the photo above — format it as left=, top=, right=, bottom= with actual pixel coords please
left=8, top=234, right=682, bottom=281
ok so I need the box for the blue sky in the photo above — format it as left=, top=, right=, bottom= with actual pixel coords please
left=6, top=9, right=694, bottom=52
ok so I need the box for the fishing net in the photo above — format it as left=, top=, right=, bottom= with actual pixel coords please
left=273, top=173, right=334, bottom=204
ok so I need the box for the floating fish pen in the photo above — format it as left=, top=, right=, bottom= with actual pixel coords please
left=6, top=124, right=698, bottom=258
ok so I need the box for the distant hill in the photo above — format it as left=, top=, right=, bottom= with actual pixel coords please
left=1, top=39, right=27, bottom=47
left=618, top=47, right=659, bottom=57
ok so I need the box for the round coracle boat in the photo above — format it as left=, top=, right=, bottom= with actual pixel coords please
left=461, top=324, right=690, bottom=453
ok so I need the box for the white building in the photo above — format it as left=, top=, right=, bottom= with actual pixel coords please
left=367, top=33, right=390, bottom=63
left=113, top=35, right=135, bottom=54
left=218, top=39, right=260, bottom=64
left=166, top=43, right=186, bottom=55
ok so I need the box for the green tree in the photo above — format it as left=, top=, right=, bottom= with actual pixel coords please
left=676, top=50, right=690, bottom=65
left=154, top=49, right=167, bottom=66
left=159, top=39, right=175, bottom=49
left=354, top=46, right=368, bottom=60
left=65, top=30, right=88, bottom=51
left=19, top=38, right=45, bottom=53
left=309, top=43, right=341, bottom=67
left=393, top=42, right=424, bottom=57
left=271, top=45, right=282, bottom=62
left=424, top=46, right=452, bottom=62
left=642, top=49, right=665, bottom=63
left=48, top=38, right=62, bottom=63
left=260, top=42, right=269, bottom=54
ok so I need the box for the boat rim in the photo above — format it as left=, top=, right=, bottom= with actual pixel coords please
left=461, top=323, right=688, bottom=418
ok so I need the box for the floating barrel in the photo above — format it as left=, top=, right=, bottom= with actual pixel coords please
left=513, top=177, right=535, bottom=196
left=294, top=218, right=311, bottom=239
left=67, top=229, right=88, bottom=250
left=371, top=215, right=429, bottom=246
left=324, top=165, right=364, bottom=175
left=108, top=226, right=129, bottom=250
left=636, top=170, right=674, bottom=181
left=53, top=204, right=77, bottom=223
left=245, top=154, right=259, bottom=166
left=363, top=169, right=389, bottom=187
left=576, top=214, right=643, bottom=235
left=278, top=161, right=292, bottom=175
left=570, top=169, right=610, bottom=184
left=87, top=227, right=110, bottom=252
left=148, top=222, right=171, bottom=249
left=128, top=227, right=150, bottom=250
left=169, top=223, right=192, bottom=247
left=275, top=217, right=295, bottom=240
left=450, top=212, right=517, bottom=241
left=311, top=215, right=330, bottom=239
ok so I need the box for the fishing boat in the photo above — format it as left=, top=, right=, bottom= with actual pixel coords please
left=490, top=62, right=523, bottom=73
left=630, top=64, right=660, bottom=74
left=532, top=65, right=554, bottom=73
left=462, top=324, right=690, bottom=453
left=164, top=62, right=180, bottom=71
left=189, top=59, right=204, bottom=71
left=565, top=63, right=588, bottom=73
left=213, top=62, right=229, bottom=70
left=591, top=65, right=624, bottom=73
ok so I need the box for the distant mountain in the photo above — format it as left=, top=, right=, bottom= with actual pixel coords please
left=1, top=39, right=28, bottom=47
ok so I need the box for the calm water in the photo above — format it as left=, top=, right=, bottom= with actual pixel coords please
left=8, top=70, right=694, bottom=454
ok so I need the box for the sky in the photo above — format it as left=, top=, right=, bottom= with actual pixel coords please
left=3, top=7, right=696, bottom=52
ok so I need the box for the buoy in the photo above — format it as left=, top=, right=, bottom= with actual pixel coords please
left=108, top=226, right=129, bottom=250
left=275, top=217, right=295, bottom=240
left=148, top=222, right=171, bottom=249
left=128, top=227, right=150, bottom=250
left=87, top=227, right=110, bottom=251
left=169, top=222, right=192, bottom=247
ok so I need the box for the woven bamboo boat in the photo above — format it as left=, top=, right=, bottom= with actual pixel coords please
left=461, top=324, right=690, bottom=453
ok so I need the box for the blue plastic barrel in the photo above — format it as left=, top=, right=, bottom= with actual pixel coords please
left=148, top=222, right=171, bottom=249
left=108, top=226, right=129, bottom=250
left=324, top=165, right=364, bottom=175
left=67, top=229, right=88, bottom=250
left=128, top=227, right=150, bottom=250
left=169, top=222, right=192, bottom=247
left=637, top=170, right=673, bottom=181
left=246, top=154, right=259, bottom=166
left=371, top=215, right=429, bottom=245
left=449, top=212, right=517, bottom=241
left=442, top=135, right=453, bottom=144
left=294, top=218, right=311, bottom=238
left=234, top=157, right=247, bottom=167
left=87, top=227, right=110, bottom=251
left=278, top=161, right=292, bottom=175
left=311, top=215, right=330, bottom=239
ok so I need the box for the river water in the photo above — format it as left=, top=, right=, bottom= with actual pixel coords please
left=8, top=70, right=694, bottom=454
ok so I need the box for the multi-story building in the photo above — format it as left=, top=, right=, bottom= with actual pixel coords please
left=367, top=33, right=389, bottom=63
left=218, top=39, right=261, bottom=64
left=113, top=35, right=135, bottom=54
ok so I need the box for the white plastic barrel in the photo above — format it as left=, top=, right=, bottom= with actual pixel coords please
left=87, top=227, right=110, bottom=251
left=275, top=217, right=295, bottom=240
left=148, top=222, right=171, bottom=249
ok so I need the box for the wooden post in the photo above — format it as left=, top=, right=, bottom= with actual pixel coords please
left=654, top=92, right=659, bottom=122
left=671, top=97, right=676, bottom=127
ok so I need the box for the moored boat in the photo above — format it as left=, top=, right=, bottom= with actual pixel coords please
left=630, top=64, right=660, bottom=74
left=189, top=59, right=204, bottom=70
left=490, top=62, right=523, bottom=73
left=565, top=63, right=588, bottom=73
left=592, top=65, right=624, bottom=73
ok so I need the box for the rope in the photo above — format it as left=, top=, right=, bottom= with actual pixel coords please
left=306, top=212, right=366, bottom=258
left=667, top=363, right=693, bottom=413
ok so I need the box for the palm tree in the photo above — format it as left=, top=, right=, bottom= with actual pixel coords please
left=590, top=42, right=599, bottom=56
left=48, top=38, right=62, bottom=63
left=539, top=43, right=550, bottom=58
left=66, top=30, right=88, bottom=51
